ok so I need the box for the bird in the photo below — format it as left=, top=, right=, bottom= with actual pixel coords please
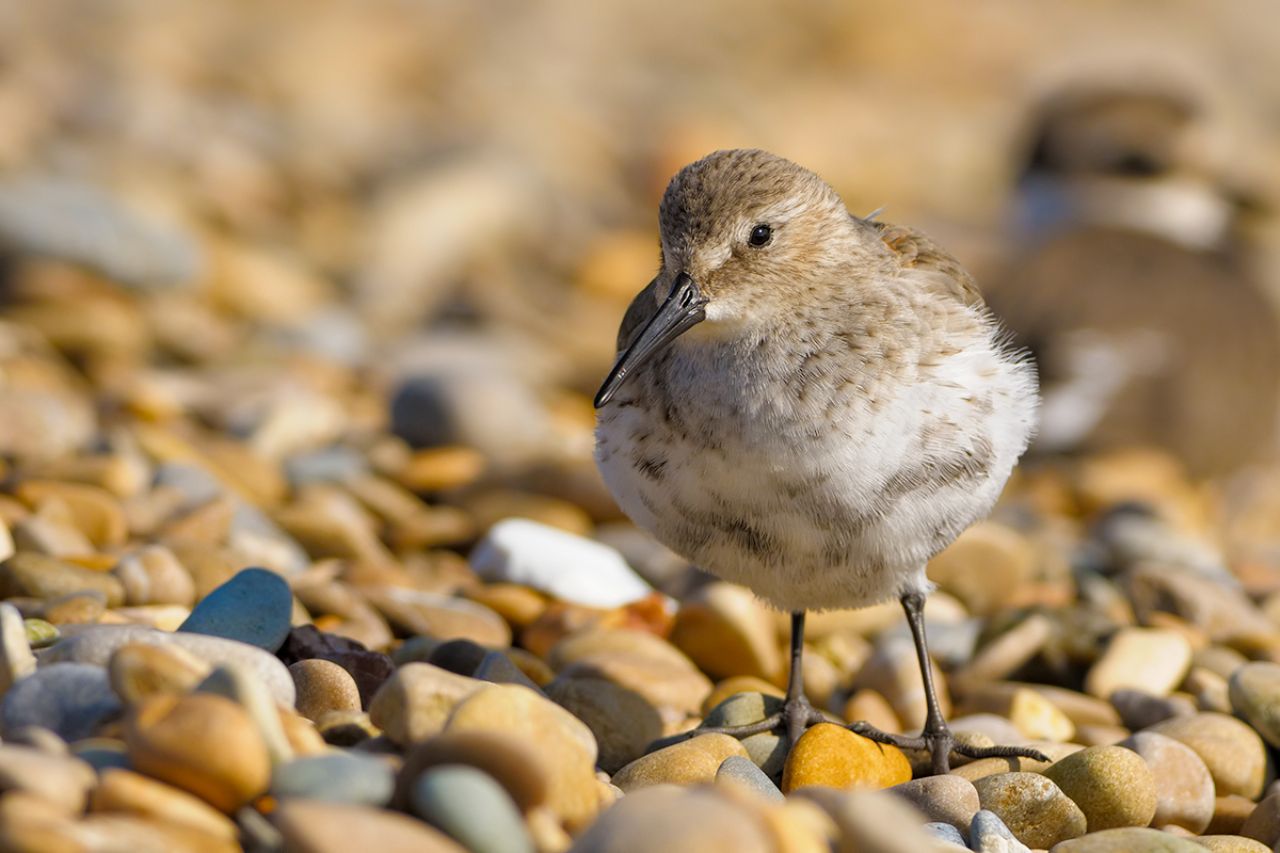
left=593, top=148, right=1047, bottom=775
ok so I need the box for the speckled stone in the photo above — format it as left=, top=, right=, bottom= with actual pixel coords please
left=290, top=658, right=363, bottom=722
left=1048, top=827, right=1207, bottom=851
left=972, top=772, right=1087, bottom=849
left=781, top=723, right=912, bottom=793
left=1118, top=731, right=1215, bottom=833
left=1147, top=712, right=1268, bottom=799
left=888, top=774, right=980, bottom=835
left=1042, top=745, right=1157, bottom=831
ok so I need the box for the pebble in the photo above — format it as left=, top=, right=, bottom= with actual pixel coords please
left=1085, top=627, right=1193, bottom=699
left=270, top=753, right=395, bottom=807
left=970, top=809, right=1032, bottom=853
left=1147, top=712, right=1268, bottom=799
left=781, top=723, right=912, bottom=793
left=1197, top=837, right=1272, bottom=853
left=112, top=545, right=196, bottom=607
left=1228, top=662, right=1280, bottom=748
left=924, top=821, right=967, bottom=846
left=855, top=633, right=950, bottom=730
left=290, top=658, right=363, bottom=721
left=15, top=480, right=128, bottom=550
left=0, top=552, right=124, bottom=606
left=1118, top=731, right=1215, bottom=833
left=196, top=664, right=294, bottom=765
left=889, top=774, right=980, bottom=835
left=961, top=684, right=1076, bottom=741
left=366, top=587, right=512, bottom=648
left=612, top=732, right=747, bottom=791
left=567, top=785, right=773, bottom=853
left=396, top=730, right=549, bottom=813
left=925, top=521, right=1034, bottom=614
left=274, top=799, right=467, bottom=852
left=125, top=693, right=271, bottom=812
left=794, top=786, right=947, bottom=853
left=90, top=767, right=238, bottom=841
left=1211, top=795, right=1259, bottom=835
left=470, top=518, right=652, bottom=607
left=546, top=675, right=663, bottom=773
left=551, top=628, right=712, bottom=721
left=368, top=662, right=484, bottom=746
left=1042, top=745, right=1158, bottom=831
left=1, top=662, right=121, bottom=741
left=41, top=624, right=297, bottom=705
left=1238, top=792, right=1280, bottom=847
left=108, top=641, right=211, bottom=705
left=445, top=683, right=600, bottom=828
left=668, top=581, right=781, bottom=681
left=715, top=754, right=783, bottom=802
left=178, top=567, right=294, bottom=652
left=1047, top=827, right=1207, bottom=851
left=0, top=602, right=36, bottom=694
left=1110, top=688, right=1196, bottom=730
left=411, top=765, right=534, bottom=853
left=972, top=771, right=1087, bottom=849
left=41, top=590, right=106, bottom=624
left=0, top=744, right=96, bottom=813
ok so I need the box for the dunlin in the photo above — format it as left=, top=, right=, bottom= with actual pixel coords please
left=594, top=148, right=1046, bottom=774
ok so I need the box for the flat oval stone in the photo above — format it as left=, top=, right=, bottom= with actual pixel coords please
left=1, top=662, right=121, bottom=741
left=1229, top=662, right=1280, bottom=748
left=396, top=730, right=549, bottom=813
left=368, top=662, right=484, bottom=747
left=411, top=765, right=534, bottom=853
left=274, top=799, right=466, bottom=852
left=889, top=774, right=980, bottom=835
left=271, top=753, right=395, bottom=807
left=178, top=567, right=293, bottom=652
left=0, top=552, right=125, bottom=606
left=90, top=767, right=238, bottom=841
left=1085, top=627, right=1192, bottom=699
left=1147, top=712, right=1268, bottom=799
left=612, top=733, right=747, bottom=791
left=1042, top=745, right=1157, bottom=831
left=567, top=785, right=772, bottom=853
left=1119, top=731, right=1214, bottom=833
left=715, top=754, right=783, bottom=803
left=972, top=771, right=1086, bottom=849
left=1048, top=826, right=1207, bottom=851
left=781, top=723, right=911, bottom=793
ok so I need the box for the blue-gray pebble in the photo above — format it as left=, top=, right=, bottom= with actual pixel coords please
left=178, top=568, right=293, bottom=652
left=970, top=809, right=1032, bottom=853
left=412, top=765, right=533, bottom=853
left=270, top=753, right=395, bottom=807
left=1, top=663, right=121, bottom=741
left=923, top=822, right=967, bottom=848
left=715, top=755, right=783, bottom=803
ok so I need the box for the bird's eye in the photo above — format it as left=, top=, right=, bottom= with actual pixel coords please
left=748, top=223, right=772, bottom=247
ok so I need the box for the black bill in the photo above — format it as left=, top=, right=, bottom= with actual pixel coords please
left=594, top=272, right=708, bottom=408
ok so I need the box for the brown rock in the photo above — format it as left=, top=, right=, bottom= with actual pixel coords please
left=926, top=521, right=1034, bottom=614
left=546, top=675, right=663, bottom=773
left=888, top=774, right=980, bottom=834
left=972, top=771, right=1087, bottom=849
left=1147, top=712, right=1269, bottom=799
left=1119, top=731, right=1215, bottom=833
left=290, top=658, right=362, bottom=722
left=368, top=662, right=483, bottom=746
left=612, top=733, right=748, bottom=791
left=274, top=799, right=466, bottom=852
left=108, top=642, right=211, bottom=705
left=669, top=582, right=781, bottom=682
left=90, top=768, right=238, bottom=841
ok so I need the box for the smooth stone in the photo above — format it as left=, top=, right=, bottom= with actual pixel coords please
left=1228, top=662, right=1280, bottom=748
left=925, top=521, right=1034, bottom=614
left=5, top=724, right=67, bottom=755
left=1043, top=745, right=1157, bottom=831
left=365, top=588, right=512, bottom=648
left=855, top=633, right=950, bottom=731
left=470, top=518, right=652, bottom=608
left=546, top=675, right=662, bottom=773
left=1, top=662, right=121, bottom=741
left=473, top=651, right=542, bottom=691
left=972, top=772, right=1087, bottom=849
left=702, top=691, right=784, bottom=729
left=16, top=480, right=128, bottom=550
left=550, top=628, right=712, bottom=720
left=702, top=676, right=785, bottom=713
left=290, top=658, right=363, bottom=721
left=428, top=638, right=489, bottom=676
left=24, top=618, right=59, bottom=648
left=40, top=624, right=296, bottom=705
left=41, top=590, right=106, bottom=625
left=792, top=786, right=945, bottom=853
left=1111, top=688, right=1196, bottom=730
left=782, top=723, right=912, bottom=793
left=368, top=662, right=484, bottom=746
left=113, top=545, right=196, bottom=607
left=178, top=567, right=293, bottom=652
left=1212, top=795, right=1259, bottom=835
left=0, top=552, right=124, bottom=606
left=888, top=774, right=980, bottom=835
left=612, top=733, right=747, bottom=791
left=1197, top=836, right=1272, bottom=853
left=716, top=755, right=783, bottom=802
left=197, top=664, right=294, bottom=765
left=970, top=809, right=1032, bottom=853
left=270, top=753, right=395, bottom=807
left=567, top=785, right=772, bottom=853
left=1048, top=827, right=1206, bottom=851
left=743, top=732, right=788, bottom=779
left=1239, top=792, right=1280, bottom=846
left=72, top=739, right=132, bottom=772
left=954, top=742, right=1083, bottom=782
left=274, top=799, right=466, bottom=852
left=411, top=765, right=534, bottom=853
left=669, top=581, right=781, bottom=681
left=0, top=744, right=96, bottom=812
left=1086, top=627, right=1192, bottom=699
left=960, top=684, right=1075, bottom=742
left=90, top=767, right=238, bottom=841
left=125, top=693, right=271, bottom=812
left=11, top=509, right=95, bottom=558
left=1147, top=712, right=1268, bottom=799
left=445, top=683, right=599, bottom=828
left=924, top=821, right=966, bottom=847
left=396, top=730, right=549, bottom=813
left=278, top=625, right=395, bottom=706
left=108, top=642, right=211, bottom=705
left=0, top=602, right=36, bottom=695
left=1119, top=731, right=1215, bottom=833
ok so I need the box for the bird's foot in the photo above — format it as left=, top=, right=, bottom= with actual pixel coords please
left=848, top=721, right=1050, bottom=776
left=683, top=695, right=826, bottom=746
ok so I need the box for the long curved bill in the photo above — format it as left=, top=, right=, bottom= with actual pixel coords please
left=594, top=272, right=708, bottom=408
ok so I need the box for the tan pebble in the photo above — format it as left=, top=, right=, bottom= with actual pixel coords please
left=274, top=799, right=465, bottom=852
left=110, top=605, right=192, bottom=632
left=953, top=741, right=1082, bottom=781
left=368, top=662, right=484, bottom=746
left=40, top=591, right=105, bottom=625
left=702, top=676, right=785, bottom=714
left=953, top=612, right=1053, bottom=683
left=398, top=446, right=486, bottom=492
left=289, top=659, right=362, bottom=722
left=1197, top=836, right=1272, bottom=853
left=971, top=771, right=1087, bottom=848
left=464, top=583, right=547, bottom=629
left=1147, top=712, right=1268, bottom=799
left=1042, top=744, right=1157, bottom=831
left=1239, top=791, right=1280, bottom=847
left=781, top=724, right=911, bottom=793
left=90, top=767, right=237, bottom=840
left=1209, top=795, right=1259, bottom=836
left=553, top=631, right=712, bottom=721
left=1086, top=627, right=1192, bottom=699
left=316, top=710, right=380, bottom=746
left=15, top=480, right=127, bottom=550
left=125, top=693, right=271, bottom=812
left=546, top=675, right=663, bottom=773
left=113, top=545, right=195, bottom=607
left=611, top=733, right=747, bottom=792
left=1049, top=825, right=1208, bottom=851
left=792, top=786, right=942, bottom=853
left=0, top=518, right=12, bottom=564
left=502, top=647, right=555, bottom=686
left=799, top=647, right=839, bottom=710
left=842, top=688, right=901, bottom=733
left=1119, top=731, right=1215, bottom=833
left=11, top=502, right=95, bottom=558
left=0, top=602, right=36, bottom=695
left=1025, top=684, right=1123, bottom=728
left=960, top=684, right=1075, bottom=742
left=925, top=521, right=1034, bottom=614
left=568, top=784, right=773, bottom=853
left=1229, top=662, right=1280, bottom=748
left=0, top=552, right=125, bottom=606
left=277, top=708, right=328, bottom=756
left=108, top=642, right=211, bottom=705
left=526, top=804, right=572, bottom=853
left=0, top=744, right=96, bottom=813
left=364, top=588, right=512, bottom=648
left=888, top=774, right=979, bottom=833
left=669, top=581, right=782, bottom=682
left=395, top=730, right=548, bottom=813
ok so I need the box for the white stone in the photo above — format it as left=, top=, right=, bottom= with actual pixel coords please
left=470, top=518, right=652, bottom=608
left=0, top=603, right=36, bottom=696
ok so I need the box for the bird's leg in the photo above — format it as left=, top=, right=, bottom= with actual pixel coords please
left=849, top=590, right=1050, bottom=775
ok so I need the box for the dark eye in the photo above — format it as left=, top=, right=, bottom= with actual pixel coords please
left=748, top=223, right=772, bottom=247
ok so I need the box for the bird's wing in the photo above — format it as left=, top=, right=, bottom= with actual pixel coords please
left=616, top=276, right=662, bottom=352
left=873, top=222, right=985, bottom=308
